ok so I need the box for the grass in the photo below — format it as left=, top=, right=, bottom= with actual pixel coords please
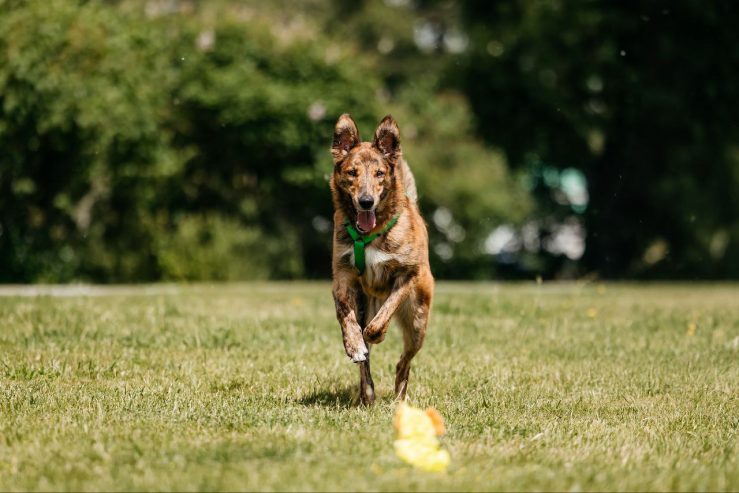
left=0, top=282, right=737, bottom=492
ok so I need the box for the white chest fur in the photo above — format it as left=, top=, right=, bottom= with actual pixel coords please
left=342, top=245, right=398, bottom=282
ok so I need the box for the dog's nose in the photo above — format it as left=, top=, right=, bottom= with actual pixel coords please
left=358, top=195, right=374, bottom=210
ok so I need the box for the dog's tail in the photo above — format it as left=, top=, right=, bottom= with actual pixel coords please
left=399, top=159, right=418, bottom=203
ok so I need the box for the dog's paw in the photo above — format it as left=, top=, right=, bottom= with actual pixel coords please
left=344, top=336, right=369, bottom=363
left=363, top=322, right=386, bottom=344
left=365, top=332, right=385, bottom=344
left=348, top=343, right=369, bottom=363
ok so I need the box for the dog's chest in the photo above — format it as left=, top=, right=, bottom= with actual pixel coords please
left=343, top=245, right=397, bottom=286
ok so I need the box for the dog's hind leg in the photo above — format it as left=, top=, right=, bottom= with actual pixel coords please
left=358, top=296, right=381, bottom=406
left=358, top=345, right=375, bottom=406
left=394, top=281, right=432, bottom=401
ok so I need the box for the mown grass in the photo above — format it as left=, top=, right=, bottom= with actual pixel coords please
left=0, top=282, right=737, bottom=491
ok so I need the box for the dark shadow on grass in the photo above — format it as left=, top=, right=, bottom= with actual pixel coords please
left=297, top=385, right=358, bottom=408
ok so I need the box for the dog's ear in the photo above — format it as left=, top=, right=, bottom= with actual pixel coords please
left=332, top=114, right=360, bottom=163
left=373, top=114, right=401, bottom=164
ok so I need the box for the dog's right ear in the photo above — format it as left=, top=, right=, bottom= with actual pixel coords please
left=331, top=114, right=360, bottom=163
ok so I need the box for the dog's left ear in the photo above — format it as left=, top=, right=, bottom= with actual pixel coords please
left=373, top=114, right=401, bottom=165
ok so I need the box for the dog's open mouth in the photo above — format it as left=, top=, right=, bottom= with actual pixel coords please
left=356, top=210, right=376, bottom=233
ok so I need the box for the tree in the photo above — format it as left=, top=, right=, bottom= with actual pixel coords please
left=457, top=0, right=739, bottom=278
left=0, top=0, right=177, bottom=281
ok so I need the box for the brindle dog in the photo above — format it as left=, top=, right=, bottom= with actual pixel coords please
left=330, top=114, right=434, bottom=406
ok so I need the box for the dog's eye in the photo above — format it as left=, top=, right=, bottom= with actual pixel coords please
left=375, top=170, right=385, bottom=178
left=347, top=169, right=358, bottom=177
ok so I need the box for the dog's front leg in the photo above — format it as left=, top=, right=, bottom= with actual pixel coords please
left=333, top=271, right=369, bottom=363
left=363, top=274, right=414, bottom=344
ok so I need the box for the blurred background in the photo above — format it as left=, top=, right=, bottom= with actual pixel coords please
left=1, top=0, right=737, bottom=283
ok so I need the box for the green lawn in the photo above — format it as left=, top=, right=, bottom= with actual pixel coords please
left=1, top=283, right=737, bottom=491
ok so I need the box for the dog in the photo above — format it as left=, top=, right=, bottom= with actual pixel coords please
left=330, top=113, right=434, bottom=406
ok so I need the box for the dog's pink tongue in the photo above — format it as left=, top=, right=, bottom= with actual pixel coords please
left=357, top=210, right=376, bottom=233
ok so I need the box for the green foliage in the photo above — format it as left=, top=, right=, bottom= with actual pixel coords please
left=0, top=0, right=178, bottom=281
left=457, top=0, right=739, bottom=278
left=0, top=1, right=379, bottom=281
left=156, top=214, right=281, bottom=281
left=6, top=0, right=733, bottom=280
left=166, top=15, right=380, bottom=279
left=0, top=0, right=529, bottom=281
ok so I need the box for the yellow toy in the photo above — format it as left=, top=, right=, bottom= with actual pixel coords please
left=393, top=402, right=451, bottom=472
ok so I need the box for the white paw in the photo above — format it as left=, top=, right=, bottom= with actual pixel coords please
left=349, top=343, right=369, bottom=363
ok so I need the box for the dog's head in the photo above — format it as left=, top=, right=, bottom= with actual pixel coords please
left=331, top=114, right=401, bottom=234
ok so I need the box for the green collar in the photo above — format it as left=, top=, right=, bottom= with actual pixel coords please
left=344, top=213, right=400, bottom=275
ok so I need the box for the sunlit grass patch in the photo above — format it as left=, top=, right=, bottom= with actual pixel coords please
left=0, top=282, right=737, bottom=491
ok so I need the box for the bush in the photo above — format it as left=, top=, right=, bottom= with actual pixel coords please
left=156, top=214, right=291, bottom=281
left=0, top=0, right=177, bottom=281
left=0, top=0, right=380, bottom=281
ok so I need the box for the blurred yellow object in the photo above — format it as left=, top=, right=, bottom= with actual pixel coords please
left=687, top=322, right=697, bottom=336
left=393, top=402, right=450, bottom=472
